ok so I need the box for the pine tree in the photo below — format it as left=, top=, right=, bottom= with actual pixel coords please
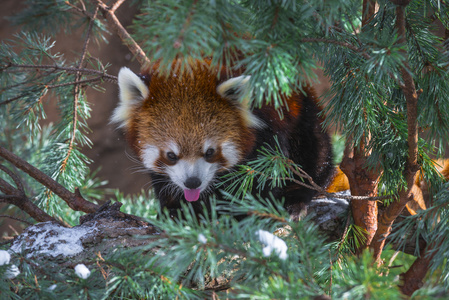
left=1, top=0, right=448, bottom=298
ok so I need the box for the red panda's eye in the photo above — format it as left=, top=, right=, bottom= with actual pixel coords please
left=166, top=152, right=178, bottom=162
left=205, top=148, right=215, bottom=159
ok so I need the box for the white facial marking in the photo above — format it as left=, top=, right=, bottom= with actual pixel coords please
left=221, top=142, right=240, bottom=167
left=165, top=158, right=218, bottom=192
left=203, top=139, right=214, bottom=153
left=141, top=145, right=159, bottom=170
left=166, top=141, right=180, bottom=156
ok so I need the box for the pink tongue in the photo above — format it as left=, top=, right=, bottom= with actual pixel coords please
left=184, top=188, right=201, bottom=202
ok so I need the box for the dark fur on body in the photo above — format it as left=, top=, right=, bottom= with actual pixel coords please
left=149, top=87, right=334, bottom=218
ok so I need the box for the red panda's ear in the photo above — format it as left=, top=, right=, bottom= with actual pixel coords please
left=217, top=76, right=264, bottom=128
left=217, top=75, right=251, bottom=103
left=111, top=67, right=150, bottom=128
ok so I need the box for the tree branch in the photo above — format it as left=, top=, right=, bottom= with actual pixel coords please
left=0, top=146, right=99, bottom=214
left=1, top=63, right=117, bottom=83
left=371, top=1, right=420, bottom=264
left=90, top=0, right=151, bottom=67
left=400, top=242, right=438, bottom=296
left=338, top=0, right=380, bottom=252
left=0, top=165, right=56, bottom=223
left=301, top=38, right=372, bottom=60
left=0, top=214, right=33, bottom=226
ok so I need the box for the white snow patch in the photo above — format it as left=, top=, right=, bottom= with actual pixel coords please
left=10, top=221, right=98, bottom=258
left=74, top=264, right=91, bottom=279
left=4, top=265, right=20, bottom=279
left=0, top=250, right=11, bottom=265
left=198, top=233, right=207, bottom=244
left=256, top=229, right=288, bottom=260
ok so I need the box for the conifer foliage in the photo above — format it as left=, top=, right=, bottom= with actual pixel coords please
left=1, top=0, right=449, bottom=298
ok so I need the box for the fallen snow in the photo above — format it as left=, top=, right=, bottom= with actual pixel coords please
left=4, top=264, right=20, bottom=279
left=198, top=233, right=207, bottom=244
left=256, top=229, right=288, bottom=260
left=48, top=284, right=57, bottom=291
left=74, top=264, right=91, bottom=279
left=0, top=250, right=20, bottom=279
left=0, top=250, right=11, bottom=265
left=10, top=221, right=98, bottom=259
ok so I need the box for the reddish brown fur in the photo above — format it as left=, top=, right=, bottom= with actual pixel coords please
left=125, top=61, right=256, bottom=171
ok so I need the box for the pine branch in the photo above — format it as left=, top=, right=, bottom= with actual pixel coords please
left=371, top=1, right=420, bottom=263
left=173, top=0, right=199, bottom=49
left=46, top=76, right=109, bottom=88
left=61, top=5, right=99, bottom=173
left=1, top=63, right=117, bottom=82
left=90, top=0, right=151, bottom=67
left=0, top=145, right=99, bottom=214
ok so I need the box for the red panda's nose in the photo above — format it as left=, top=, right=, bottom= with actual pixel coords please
left=184, top=177, right=202, bottom=189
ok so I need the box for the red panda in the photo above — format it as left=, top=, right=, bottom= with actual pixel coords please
left=112, top=59, right=334, bottom=217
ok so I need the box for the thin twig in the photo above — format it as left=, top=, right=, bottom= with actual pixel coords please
left=301, top=37, right=371, bottom=60
left=64, top=0, right=94, bottom=19
left=46, top=76, right=107, bottom=88
left=0, top=214, right=33, bottom=226
left=110, top=0, right=126, bottom=13
left=0, top=165, right=25, bottom=195
left=285, top=161, right=390, bottom=201
left=2, top=63, right=117, bottom=82
left=91, top=0, right=151, bottom=67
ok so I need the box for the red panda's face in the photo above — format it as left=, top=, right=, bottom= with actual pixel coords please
left=140, top=138, right=240, bottom=202
left=112, top=62, right=262, bottom=202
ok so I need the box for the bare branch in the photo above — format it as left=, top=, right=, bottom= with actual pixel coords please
left=301, top=38, right=371, bottom=60
left=2, top=63, right=117, bottom=83
left=285, top=160, right=389, bottom=201
left=0, top=214, right=33, bottom=226
left=0, top=146, right=99, bottom=214
left=46, top=76, right=108, bottom=89
left=0, top=165, right=25, bottom=195
left=110, top=0, right=126, bottom=13
left=0, top=165, right=56, bottom=223
left=400, top=240, right=440, bottom=296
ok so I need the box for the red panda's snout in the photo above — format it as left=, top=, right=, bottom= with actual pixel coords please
left=140, top=139, right=241, bottom=202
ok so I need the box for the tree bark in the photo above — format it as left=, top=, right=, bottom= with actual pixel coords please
left=340, top=146, right=379, bottom=249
